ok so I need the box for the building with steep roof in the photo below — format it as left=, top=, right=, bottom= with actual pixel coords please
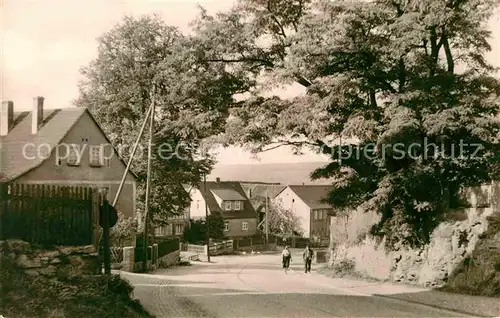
left=0, top=97, right=137, bottom=218
left=240, top=182, right=286, bottom=231
left=275, top=185, right=335, bottom=246
left=188, top=178, right=258, bottom=237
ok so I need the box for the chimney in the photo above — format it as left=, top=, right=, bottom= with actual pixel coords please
left=0, top=101, right=14, bottom=136
left=32, top=96, right=44, bottom=134
left=216, top=177, right=220, bottom=183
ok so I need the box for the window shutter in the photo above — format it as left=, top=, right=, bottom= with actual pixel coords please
left=67, top=144, right=80, bottom=166
left=89, top=145, right=103, bottom=167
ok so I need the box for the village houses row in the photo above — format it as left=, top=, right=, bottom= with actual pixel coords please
left=0, top=98, right=333, bottom=245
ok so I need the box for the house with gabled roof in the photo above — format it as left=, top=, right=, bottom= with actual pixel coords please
left=189, top=178, right=258, bottom=237
left=0, top=97, right=137, bottom=219
left=240, top=182, right=286, bottom=231
left=275, top=185, right=335, bottom=246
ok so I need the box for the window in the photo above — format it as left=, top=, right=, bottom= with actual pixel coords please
left=234, top=201, right=241, bottom=210
left=155, top=225, right=173, bottom=237
left=66, top=144, right=81, bottom=166
left=196, top=200, right=200, bottom=210
left=224, top=222, right=229, bottom=232
left=242, top=221, right=248, bottom=231
left=314, top=210, right=318, bottom=220
left=89, top=145, right=103, bottom=167
left=224, top=201, right=231, bottom=210
left=175, top=224, right=184, bottom=235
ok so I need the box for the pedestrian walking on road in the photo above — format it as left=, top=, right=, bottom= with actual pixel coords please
left=303, top=245, right=314, bottom=273
left=282, top=246, right=291, bottom=271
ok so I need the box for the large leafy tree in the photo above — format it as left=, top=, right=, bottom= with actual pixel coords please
left=191, top=0, right=500, bottom=249
left=267, top=202, right=303, bottom=236
left=76, top=16, right=249, bottom=227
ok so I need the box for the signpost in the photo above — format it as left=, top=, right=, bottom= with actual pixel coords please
left=98, top=190, right=116, bottom=275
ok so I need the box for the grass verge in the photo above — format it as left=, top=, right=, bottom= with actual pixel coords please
left=316, top=259, right=385, bottom=283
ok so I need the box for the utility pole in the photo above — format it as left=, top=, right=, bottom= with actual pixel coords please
left=113, top=105, right=152, bottom=207
left=265, top=188, right=269, bottom=244
left=203, top=173, right=210, bottom=262
left=142, top=85, right=156, bottom=272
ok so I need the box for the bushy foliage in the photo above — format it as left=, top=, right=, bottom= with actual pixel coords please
left=110, top=212, right=138, bottom=247
left=182, top=214, right=226, bottom=244
left=190, top=0, right=500, bottom=250
left=439, top=213, right=500, bottom=296
left=267, top=201, right=303, bottom=236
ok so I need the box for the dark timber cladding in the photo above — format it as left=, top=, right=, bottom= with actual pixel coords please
left=0, top=183, right=101, bottom=246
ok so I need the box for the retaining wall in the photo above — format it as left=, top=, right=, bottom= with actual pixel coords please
left=0, top=240, right=100, bottom=278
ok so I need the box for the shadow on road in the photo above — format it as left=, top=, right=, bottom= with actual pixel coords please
left=375, top=289, right=500, bottom=317
left=117, top=261, right=477, bottom=317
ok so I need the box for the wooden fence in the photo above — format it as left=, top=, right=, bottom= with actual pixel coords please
left=181, top=240, right=233, bottom=256
left=209, top=240, right=233, bottom=255
left=110, top=246, right=124, bottom=263
left=0, top=183, right=101, bottom=247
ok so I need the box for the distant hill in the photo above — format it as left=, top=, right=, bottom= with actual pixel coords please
left=207, top=162, right=333, bottom=185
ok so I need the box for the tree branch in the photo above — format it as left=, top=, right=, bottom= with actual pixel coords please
left=259, top=139, right=322, bottom=152
left=267, top=0, right=287, bottom=39
left=441, top=31, right=454, bottom=73
left=203, top=57, right=275, bottom=68
left=295, top=74, right=313, bottom=87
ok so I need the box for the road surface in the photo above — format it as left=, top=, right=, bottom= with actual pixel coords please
left=119, top=254, right=473, bottom=317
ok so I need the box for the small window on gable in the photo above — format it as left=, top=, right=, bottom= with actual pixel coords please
left=89, top=145, right=103, bottom=167
left=224, top=201, right=231, bottom=210
left=242, top=221, right=248, bottom=231
left=234, top=201, right=241, bottom=210
left=67, top=144, right=81, bottom=166
left=224, top=222, right=229, bottom=232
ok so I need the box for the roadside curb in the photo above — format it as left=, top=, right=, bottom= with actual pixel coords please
left=374, top=293, right=491, bottom=317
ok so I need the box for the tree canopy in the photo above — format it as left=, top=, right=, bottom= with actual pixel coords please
left=190, top=0, right=500, bottom=249
left=76, top=15, right=248, bottom=227
left=78, top=1, right=500, bottom=250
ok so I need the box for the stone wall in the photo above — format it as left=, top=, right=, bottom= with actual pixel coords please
left=158, top=250, right=180, bottom=268
left=329, top=182, right=500, bottom=287
left=0, top=240, right=100, bottom=277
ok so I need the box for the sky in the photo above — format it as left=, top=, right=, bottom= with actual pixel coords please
left=1, top=0, right=499, bottom=164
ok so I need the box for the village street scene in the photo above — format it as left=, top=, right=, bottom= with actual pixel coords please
left=1, top=0, right=500, bottom=317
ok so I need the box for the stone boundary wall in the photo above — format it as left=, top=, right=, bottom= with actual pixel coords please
left=0, top=240, right=100, bottom=277
left=329, top=182, right=500, bottom=287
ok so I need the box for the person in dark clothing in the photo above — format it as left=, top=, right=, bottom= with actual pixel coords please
left=303, top=245, right=314, bottom=273
left=282, top=246, right=291, bottom=270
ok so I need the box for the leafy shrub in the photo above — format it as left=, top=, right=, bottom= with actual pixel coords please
left=110, top=212, right=138, bottom=247
left=332, top=259, right=356, bottom=276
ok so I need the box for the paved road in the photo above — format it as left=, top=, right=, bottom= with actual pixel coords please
left=118, top=254, right=473, bottom=318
